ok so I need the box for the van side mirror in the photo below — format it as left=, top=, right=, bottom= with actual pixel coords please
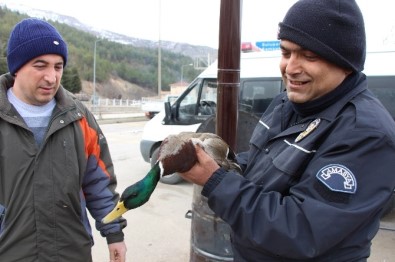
left=163, top=101, right=172, bottom=123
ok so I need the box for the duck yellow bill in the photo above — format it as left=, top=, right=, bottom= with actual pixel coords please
left=102, top=201, right=127, bottom=224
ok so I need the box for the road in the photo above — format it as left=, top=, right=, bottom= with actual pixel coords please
left=91, top=120, right=395, bottom=262
left=91, top=120, right=193, bottom=262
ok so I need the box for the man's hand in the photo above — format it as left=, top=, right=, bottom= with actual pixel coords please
left=178, top=145, right=220, bottom=186
left=108, top=241, right=127, bottom=262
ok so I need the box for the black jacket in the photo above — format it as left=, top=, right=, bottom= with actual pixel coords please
left=202, top=73, right=395, bottom=261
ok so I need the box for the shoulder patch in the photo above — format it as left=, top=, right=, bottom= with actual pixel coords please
left=316, top=164, right=357, bottom=194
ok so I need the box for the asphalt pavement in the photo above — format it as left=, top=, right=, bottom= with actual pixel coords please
left=91, top=121, right=192, bottom=262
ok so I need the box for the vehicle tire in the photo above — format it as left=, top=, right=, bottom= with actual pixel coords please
left=150, top=146, right=184, bottom=185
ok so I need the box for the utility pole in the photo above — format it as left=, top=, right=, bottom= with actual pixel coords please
left=189, top=2, right=242, bottom=261
left=93, top=39, right=102, bottom=112
left=216, top=0, right=241, bottom=151
left=157, top=0, right=162, bottom=97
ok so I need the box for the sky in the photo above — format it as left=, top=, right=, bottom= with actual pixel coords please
left=1, top=0, right=394, bottom=51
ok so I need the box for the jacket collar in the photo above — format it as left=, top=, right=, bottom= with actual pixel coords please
left=281, top=72, right=367, bottom=123
left=268, top=73, right=368, bottom=139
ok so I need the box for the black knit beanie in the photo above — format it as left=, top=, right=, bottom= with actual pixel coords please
left=7, top=18, right=68, bottom=76
left=278, top=0, right=366, bottom=72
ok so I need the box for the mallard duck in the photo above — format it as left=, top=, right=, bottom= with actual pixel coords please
left=101, top=132, right=240, bottom=224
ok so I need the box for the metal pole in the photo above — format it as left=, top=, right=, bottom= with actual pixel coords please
left=189, top=4, right=241, bottom=260
left=158, top=0, right=162, bottom=97
left=93, top=40, right=97, bottom=105
left=93, top=39, right=102, bottom=105
left=216, top=0, right=241, bottom=150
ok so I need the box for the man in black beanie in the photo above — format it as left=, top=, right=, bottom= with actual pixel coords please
left=178, top=0, right=395, bottom=261
left=0, top=18, right=127, bottom=261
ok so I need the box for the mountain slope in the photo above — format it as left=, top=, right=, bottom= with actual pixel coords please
left=0, top=3, right=217, bottom=62
left=0, top=5, right=221, bottom=100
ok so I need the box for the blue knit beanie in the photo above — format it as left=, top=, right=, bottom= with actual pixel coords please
left=278, top=0, right=366, bottom=72
left=7, top=18, right=68, bottom=75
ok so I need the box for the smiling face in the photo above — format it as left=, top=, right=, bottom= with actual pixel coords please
left=279, top=40, right=352, bottom=104
left=12, top=54, right=64, bottom=106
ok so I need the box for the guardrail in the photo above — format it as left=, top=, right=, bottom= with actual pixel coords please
left=81, top=98, right=146, bottom=121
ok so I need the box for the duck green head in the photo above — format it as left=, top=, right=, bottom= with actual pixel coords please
left=102, top=162, right=161, bottom=224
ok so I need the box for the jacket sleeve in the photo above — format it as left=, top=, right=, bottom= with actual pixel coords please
left=235, top=151, right=248, bottom=173
left=202, top=124, right=395, bottom=259
left=79, top=111, right=127, bottom=244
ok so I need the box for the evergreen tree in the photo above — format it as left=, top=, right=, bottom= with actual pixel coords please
left=0, top=58, right=7, bottom=75
left=0, top=40, right=8, bottom=75
left=61, top=66, right=82, bottom=93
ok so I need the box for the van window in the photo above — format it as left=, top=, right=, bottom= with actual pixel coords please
left=178, top=79, right=217, bottom=116
left=179, top=81, right=200, bottom=116
left=199, top=80, right=217, bottom=115
left=368, top=76, right=395, bottom=119
left=240, top=79, right=283, bottom=115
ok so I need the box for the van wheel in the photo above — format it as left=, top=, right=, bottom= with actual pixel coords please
left=150, top=147, right=184, bottom=185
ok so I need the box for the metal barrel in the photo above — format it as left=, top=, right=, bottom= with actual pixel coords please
left=190, top=111, right=259, bottom=261
left=189, top=185, right=233, bottom=262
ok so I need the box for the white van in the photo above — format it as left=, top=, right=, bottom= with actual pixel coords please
left=140, top=51, right=395, bottom=184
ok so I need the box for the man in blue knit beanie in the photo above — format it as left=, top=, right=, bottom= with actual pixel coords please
left=178, top=1, right=395, bottom=261
left=0, top=18, right=127, bottom=261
